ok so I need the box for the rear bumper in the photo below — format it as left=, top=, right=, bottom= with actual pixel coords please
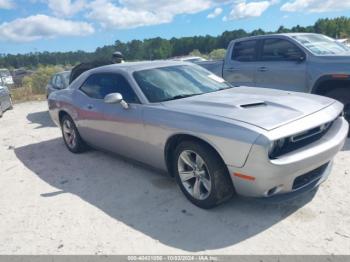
left=227, top=116, right=348, bottom=198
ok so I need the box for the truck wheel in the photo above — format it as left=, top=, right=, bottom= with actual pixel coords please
left=324, top=88, right=350, bottom=136
left=173, top=140, right=234, bottom=209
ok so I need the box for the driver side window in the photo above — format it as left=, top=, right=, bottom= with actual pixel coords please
left=80, top=73, right=139, bottom=103
left=261, top=38, right=304, bottom=61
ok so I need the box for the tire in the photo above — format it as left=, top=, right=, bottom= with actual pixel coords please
left=173, top=140, right=234, bottom=209
left=0, top=105, right=3, bottom=118
left=61, top=114, right=87, bottom=153
left=324, top=88, right=350, bottom=136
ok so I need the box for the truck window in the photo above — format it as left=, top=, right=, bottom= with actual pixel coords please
left=261, top=39, right=303, bottom=61
left=231, top=40, right=258, bottom=62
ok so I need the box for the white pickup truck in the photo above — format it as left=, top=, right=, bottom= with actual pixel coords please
left=197, top=33, right=350, bottom=123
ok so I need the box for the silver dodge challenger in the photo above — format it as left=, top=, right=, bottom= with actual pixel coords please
left=48, top=61, right=349, bottom=209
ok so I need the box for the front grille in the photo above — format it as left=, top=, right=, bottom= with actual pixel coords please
left=270, top=120, right=335, bottom=159
left=291, top=121, right=333, bottom=142
left=292, top=163, right=329, bottom=190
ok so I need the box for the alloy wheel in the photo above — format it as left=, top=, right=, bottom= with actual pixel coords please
left=177, top=150, right=212, bottom=200
left=62, top=119, right=77, bottom=149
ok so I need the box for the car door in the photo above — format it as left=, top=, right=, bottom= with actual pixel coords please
left=0, top=86, right=10, bottom=110
left=0, top=86, right=6, bottom=110
left=223, top=39, right=258, bottom=86
left=254, top=38, right=307, bottom=92
left=75, top=72, right=146, bottom=160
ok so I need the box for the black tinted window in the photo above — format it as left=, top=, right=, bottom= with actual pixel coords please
left=232, top=40, right=257, bottom=61
left=80, top=73, right=139, bottom=103
left=262, top=39, right=303, bottom=61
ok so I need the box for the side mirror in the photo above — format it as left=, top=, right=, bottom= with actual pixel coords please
left=289, top=53, right=306, bottom=63
left=104, top=93, right=129, bottom=109
left=297, top=54, right=306, bottom=63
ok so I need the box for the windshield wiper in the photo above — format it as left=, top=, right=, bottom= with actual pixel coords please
left=162, top=93, right=201, bottom=101
left=218, top=86, right=233, bottom=91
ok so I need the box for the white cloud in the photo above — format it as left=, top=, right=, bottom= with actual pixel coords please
left=87, top=0, right=170, bottom=28
left=207, top=7, right=223, bottom=18
left=47, top=0, right=86, bottom=17
left=0, top=0, right=14, bottom=9
left=281, top=0, right=350, bottom=13
left=87, top=0, right=214, bottom=29
left=225, top=0, right=277, bottom=20
left=0, top=14, right=94, bottom=42
left=226, top=0, right=275, bottom=20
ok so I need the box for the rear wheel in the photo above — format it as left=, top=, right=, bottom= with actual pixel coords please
left=61, top=115, right=87, bottom=153
left=173, top=141, right=234, bottom=209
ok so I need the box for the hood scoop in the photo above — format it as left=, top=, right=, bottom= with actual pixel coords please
left=240, top=102, right=267, bottom=109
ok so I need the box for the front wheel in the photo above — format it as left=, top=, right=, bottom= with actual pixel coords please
left=173, top=141, right=234, bottom=209
left=324, top=88, right=350, bottom=136
left=61, top=115, right=87, bottom=153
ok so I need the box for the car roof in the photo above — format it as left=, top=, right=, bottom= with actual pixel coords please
left=88, top=60, right=192, bottom=74
left=232, top=33, right=324, bottom=42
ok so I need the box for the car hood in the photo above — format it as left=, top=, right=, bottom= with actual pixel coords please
left=314, top=54, right=350, bottom=61
left=162, top=87, right=336, bottom=131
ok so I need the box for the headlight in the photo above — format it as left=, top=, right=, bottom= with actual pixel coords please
left=268, top=141, right=276, bottom=155
left=268, top=138, right=286, bottom=158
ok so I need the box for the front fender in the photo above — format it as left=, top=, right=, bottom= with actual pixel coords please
left=143, top=106, right=261, bottom=168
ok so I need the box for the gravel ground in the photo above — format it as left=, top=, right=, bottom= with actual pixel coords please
left=0, top=101, right=350, bottom=255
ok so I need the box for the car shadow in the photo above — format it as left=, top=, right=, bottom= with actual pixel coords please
left=26, top=111, right=56, bottom=128
left=14, top=138, right=318, bottom=252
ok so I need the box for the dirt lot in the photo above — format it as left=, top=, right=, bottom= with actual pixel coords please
left=0, top=101, right=350, bottom=255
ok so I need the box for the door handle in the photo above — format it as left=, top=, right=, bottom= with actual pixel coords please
left=258, top=67, right=268, bottom=72
left=86, top=104, right=94, bottom=110
left=226, top=67, right=240, bottom=72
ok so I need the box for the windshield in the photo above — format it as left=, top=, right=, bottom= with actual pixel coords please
left=0, top=70, right=11, bottom=77
left=133, top=65, right=232, bottom=103
left=62, top=71, right=71, bottom=86
left=292, top=34, right=350, bottom=55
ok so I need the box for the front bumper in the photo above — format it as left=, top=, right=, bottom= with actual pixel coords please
left=227, top=116, right=349, bottom=198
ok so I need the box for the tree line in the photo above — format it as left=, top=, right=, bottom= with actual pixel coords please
left=1, top=16, right=350, bottom=69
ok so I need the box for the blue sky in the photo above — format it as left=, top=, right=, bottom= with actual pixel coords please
left=0, top=0, right=349, bottom=54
